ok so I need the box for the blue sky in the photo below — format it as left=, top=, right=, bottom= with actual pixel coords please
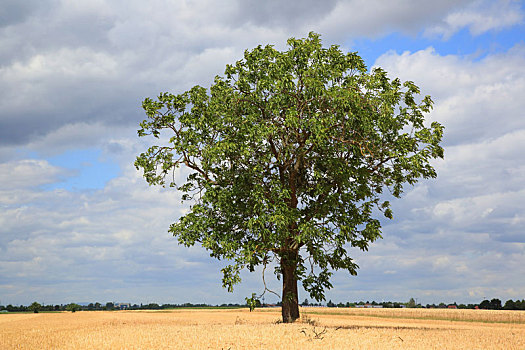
left=42, top=149, right=119, bottom=190
left=1, top=0, right=524, bottom=306
left=354, top=24, right=525, bottom=67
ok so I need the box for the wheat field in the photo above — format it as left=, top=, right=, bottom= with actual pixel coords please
left=1, top=307, right=524, bottom=349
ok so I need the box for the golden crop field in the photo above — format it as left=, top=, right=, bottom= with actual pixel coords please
left=1, top=307, right=524, bottom=349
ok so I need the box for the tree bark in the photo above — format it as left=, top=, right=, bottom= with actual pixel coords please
left=281, top=250, right=300, bottom=323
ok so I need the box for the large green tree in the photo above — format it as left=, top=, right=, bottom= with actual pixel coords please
left=136, top=32, right=443, bottom=323
left=28, top=301, right=42, bottom=313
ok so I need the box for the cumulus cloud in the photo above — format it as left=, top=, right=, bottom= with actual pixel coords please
left=0, top=0, right=43, bottom=28
left=0, top=162, right=223, bottom=304
left=375, top=44, right=525, bottom=146
left=235, top=0, right=339, bottom=28
left=0, top=159, right=71, bottom=190
left=4, top=0, right=520, bottom=149
left=332, top=44, right=525, bottom=304
left=426, top=0, right=524, bottom=39
left=314, top=0, right=471, bottom=40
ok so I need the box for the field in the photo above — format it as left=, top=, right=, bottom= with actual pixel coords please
left=1, top=307, right=524, bottom=349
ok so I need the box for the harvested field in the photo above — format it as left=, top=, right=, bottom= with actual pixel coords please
left=1, top=307, right=524, bottom=349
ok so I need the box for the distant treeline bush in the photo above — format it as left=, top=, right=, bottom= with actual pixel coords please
left=479, top=298, right=525, bottom=310
left=2, top=298, right=524, bottom=312
left=0, top=302, right=244, bottom=312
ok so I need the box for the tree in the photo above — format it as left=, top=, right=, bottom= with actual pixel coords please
left=136, top=32, right=444, bottom=323
left=65, top=303, right=82, bottom=313
left=503, top=299, right=516, bottom=310
left=28, top=302, right=42, bottom=313
left=490, top=298, right=502, bottom=310
left=479, top=299, right=490, bottom=309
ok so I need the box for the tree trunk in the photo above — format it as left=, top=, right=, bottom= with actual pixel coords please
left=281, top=250, right=300, bottom=323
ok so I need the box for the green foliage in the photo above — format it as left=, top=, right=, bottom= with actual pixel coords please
left=407, top=298, right=416, bottom=308
left=136, top=32, right=444, bottom=304
left=505, top=299, right=525, bottom=310
left=66, top=303, right=82, bottom=312
left=480, top=299, right=502, bottom=310
left=245, top=293, right=261, bottom=311
left=28, top=302, right=41, bottom=313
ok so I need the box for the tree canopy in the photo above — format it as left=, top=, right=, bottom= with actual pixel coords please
left=135, top=32, right=444, bottom=322
left=28, top=301, right=41, bottom=313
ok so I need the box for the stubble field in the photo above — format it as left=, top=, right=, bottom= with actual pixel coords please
left=1, top=307, right=524, bottom=349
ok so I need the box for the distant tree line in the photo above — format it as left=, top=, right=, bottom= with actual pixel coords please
left=303, top=298, right=420, bottom=308
left=302, top=298, right=525, bottom=310
left=1, top=302, right=83, bottom=313
left=301, top=299, right=408, bottom=308
left=425, top=302, right=478, bottom=309
left=2, top=298, right=525, bottom=312
left=0, top=301, right=246, bottom=313
left=478, top=298, right=525, bottom=310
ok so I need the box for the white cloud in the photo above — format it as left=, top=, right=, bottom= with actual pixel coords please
left=328, top=43, right=525, bottom=303
left=0, top=163, right=216, bottom=303
left=375, top=44, right=525, bottom=146
left=316, top=0, right=471, bottom=39
left=2, top=48, right=118, bottom=80
left=0, top=159, right=70, bottom=190
left=2, top=0, right=522, bottom=148
left=426, top=0, right=524, bottom=39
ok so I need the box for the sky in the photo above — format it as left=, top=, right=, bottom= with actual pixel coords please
left=1, top=0, right=524, bottom=307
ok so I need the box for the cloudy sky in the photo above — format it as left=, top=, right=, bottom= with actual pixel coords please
left=1, top=0, right=524, bottom=307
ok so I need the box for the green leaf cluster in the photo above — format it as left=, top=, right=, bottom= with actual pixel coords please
left=135, top=32, right=444, bottom=302
left=65, top=303, right=82, bottom=312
